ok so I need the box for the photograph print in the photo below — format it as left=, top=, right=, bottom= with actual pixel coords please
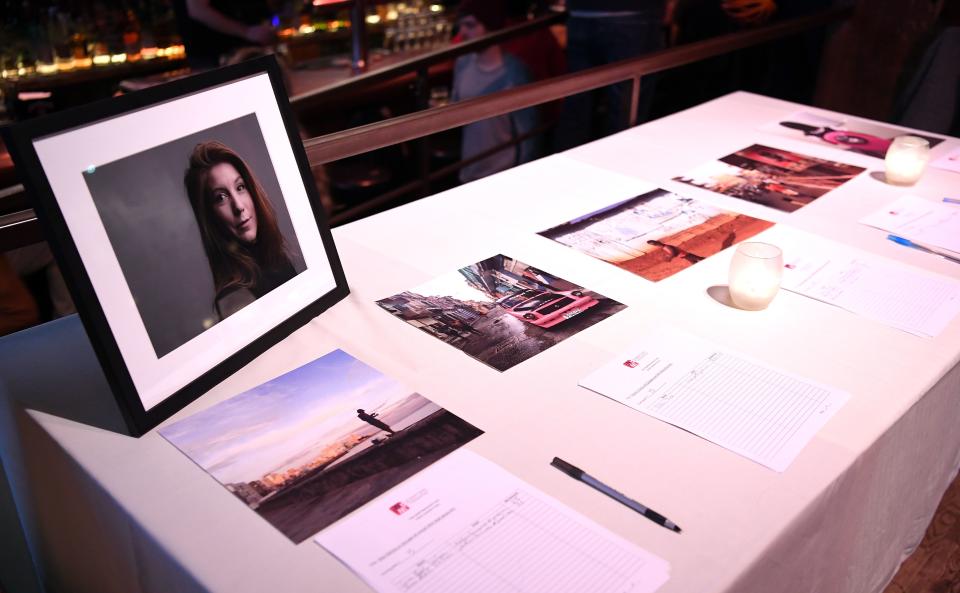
left=764, top=110, right=944, bottom=159
left=539, top=189, right=774, bottom=282
left=83, top=113, right=306, bottom=358
left=673, top=144, right=865, bottom=213
left=377, top=255, right=626, bottom=372
left=160, top=349, right=483, bottom=543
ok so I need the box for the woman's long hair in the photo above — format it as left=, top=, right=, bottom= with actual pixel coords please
left=185, top=141, right=290, bottom=297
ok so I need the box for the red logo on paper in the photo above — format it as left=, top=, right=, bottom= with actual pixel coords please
left=390, top=502, right=410, bottom=515
left=623, top=360, right=638, bottom=368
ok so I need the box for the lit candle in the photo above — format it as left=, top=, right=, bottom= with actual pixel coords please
left=885, top=135, right=930, bottom=186
left=728, top=242, right=783, bottom=311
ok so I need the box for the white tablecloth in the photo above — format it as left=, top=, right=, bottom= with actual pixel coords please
left=2, top=92, right=959, bottom=593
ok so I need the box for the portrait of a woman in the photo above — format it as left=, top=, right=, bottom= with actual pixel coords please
left=185, top=140, right=299, bottom=319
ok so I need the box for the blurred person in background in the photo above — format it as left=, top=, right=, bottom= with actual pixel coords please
left=657, top=0, right=829, bottom=116
left=720, top=0, right=777, bottom=26
left=503, top=0, right=567, bottom=124
left=503, top=0, right=567, bottom=84
left=452, top=0, right=539, bottom=183
left=897, top=2, right=960, bottom=136
left=556, top=0, right=668, bottom=151
left=0, top=256, right=39, bottom=337
left=1, top=244, right=76, bottom=337
left=173, top=0, right=278, bottom=69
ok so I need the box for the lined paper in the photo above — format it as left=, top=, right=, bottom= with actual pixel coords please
left=781, top=247, right=960, bottom=338
left=930, top=146, right=960, bottom=174
left=859, top=195, right=960, bottom=255
left=580, top=330, right=848, bottom=472
left=316, top=450, right=670, bottom=593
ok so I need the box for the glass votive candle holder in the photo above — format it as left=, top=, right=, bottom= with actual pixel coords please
left=728, top=242, right=783, bottom=311
left=884, top=135, right=930, bottom=186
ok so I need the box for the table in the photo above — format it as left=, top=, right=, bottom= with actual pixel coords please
left=2, top=91, right=959, bottom=593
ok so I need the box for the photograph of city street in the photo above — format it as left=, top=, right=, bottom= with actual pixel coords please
left=160, top=349, right=483, bottom=543
left=539, top=188, right=774, bottom=282
left=377, top=254, right=626, bottom=371
left=673, top=144, right=865, bottom=213
left=764, top=110, right=943, bottom=159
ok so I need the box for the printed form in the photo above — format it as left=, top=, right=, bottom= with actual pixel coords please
left=316, top=449, right=670, bottom=593
left=930, top=146, right=960, bottom=174
left=780, top=241, right=960, bottom=337
left=580, top=330, right=849, bottom=472
left=859, top=194, right=960, bottom=254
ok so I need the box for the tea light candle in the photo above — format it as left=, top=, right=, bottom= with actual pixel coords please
left=728, top=242, right=783, bottom=311
left=885, top=135, right=930, bottom=186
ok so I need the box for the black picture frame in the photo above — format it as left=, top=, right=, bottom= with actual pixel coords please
left=2, top=56, right=349, bottom=437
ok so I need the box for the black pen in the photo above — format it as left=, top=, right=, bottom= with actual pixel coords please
left=551, top=457, right=681, bottom=534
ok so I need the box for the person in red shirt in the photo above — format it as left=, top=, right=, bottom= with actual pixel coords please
left=502, top=2, right=567, bottom=122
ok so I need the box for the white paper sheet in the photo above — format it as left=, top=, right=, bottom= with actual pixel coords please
left=930, top=146, right=960, bottom=174
left=859, top=195, right=960, bottom=254
left=315, top=449, right=671, bottom=593
left=780, top=242, right=960, bottom=337
left=579, top=330, right=849, bottom=472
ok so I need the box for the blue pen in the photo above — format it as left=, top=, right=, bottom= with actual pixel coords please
left=887, top=234, right=960, bottom=264
left=943, top=197, right=960, bottom=205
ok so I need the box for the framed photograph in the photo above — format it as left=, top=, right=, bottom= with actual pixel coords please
left=3, top=56, right=349, bottom=436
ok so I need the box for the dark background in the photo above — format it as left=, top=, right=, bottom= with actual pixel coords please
left=83, top=113, right=306, bottom=358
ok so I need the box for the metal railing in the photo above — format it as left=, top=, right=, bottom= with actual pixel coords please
left=0, top=6, right=851, bottom=250
left=304, top=6, right=851, bottom=225
left=289, top=10, right=566, bottom=115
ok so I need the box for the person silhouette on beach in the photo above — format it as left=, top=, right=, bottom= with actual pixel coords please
left=646, top=239, right=705, bottom=264
left=357, top=409, right=396, bottom=435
